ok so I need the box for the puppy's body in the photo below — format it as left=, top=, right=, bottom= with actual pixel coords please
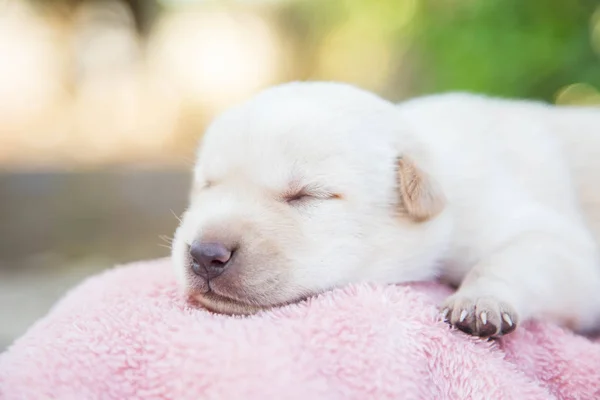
left=173, top=82, right=600, bottom=337
left=397, top=94, right=600, bottom=334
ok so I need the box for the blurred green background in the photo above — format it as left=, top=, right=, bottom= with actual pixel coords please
left=1, top=0, right=599, bottom=349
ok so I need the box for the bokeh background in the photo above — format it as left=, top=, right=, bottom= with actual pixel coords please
left=1, top=0, right=599, bottom=349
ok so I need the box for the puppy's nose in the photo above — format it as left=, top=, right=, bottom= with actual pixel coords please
left=189, top=242, right=233, bottom=280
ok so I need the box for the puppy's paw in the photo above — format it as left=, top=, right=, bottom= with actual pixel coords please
left=440, top=294, right=518, bottom=338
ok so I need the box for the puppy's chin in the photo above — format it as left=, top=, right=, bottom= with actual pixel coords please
left=188, top=286, right=315, bottom=316
left=190, top=291, right=266, bottom=315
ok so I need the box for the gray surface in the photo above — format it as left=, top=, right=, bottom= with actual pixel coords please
left=0, top=169, right=191, bottom=350
left=0, top=260, right=104, bottom=350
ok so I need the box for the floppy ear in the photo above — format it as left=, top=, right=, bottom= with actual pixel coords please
left=396, top=156, right=445, bottom=222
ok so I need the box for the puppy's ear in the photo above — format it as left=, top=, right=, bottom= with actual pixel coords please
left=396, top=156, right=445, bottom=222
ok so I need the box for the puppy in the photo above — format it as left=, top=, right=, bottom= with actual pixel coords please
left=172, top=82, right=600, bottom=337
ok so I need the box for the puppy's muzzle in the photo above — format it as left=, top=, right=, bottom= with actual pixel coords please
left=189, top=241, right=234, bottom=281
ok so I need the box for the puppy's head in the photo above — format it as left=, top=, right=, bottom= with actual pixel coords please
left=172, top=82, right=448, bottom=314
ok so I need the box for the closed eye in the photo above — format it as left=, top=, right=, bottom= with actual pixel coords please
left=283, top=184, right=342, bottom=205
left=285, top=192, right=311, bottom=203
left=284, top=191, right=313, bottom=204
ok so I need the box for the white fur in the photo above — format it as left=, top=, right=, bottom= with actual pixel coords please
left=172, top=82, right=600, bottom=335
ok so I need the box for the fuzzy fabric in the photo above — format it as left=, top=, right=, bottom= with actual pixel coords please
left=1, top=258, right=599, bottom=400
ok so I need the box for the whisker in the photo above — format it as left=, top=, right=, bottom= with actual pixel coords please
left=170, top=209, right=182, bottom=223
left=158, top=243, right=173, bottom=250
left=179, top=155, right=196, bottom=167
left=159, top=235, right=173, bottom=244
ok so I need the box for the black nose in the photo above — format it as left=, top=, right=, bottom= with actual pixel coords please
left=189, top=241, right=233, bottom=280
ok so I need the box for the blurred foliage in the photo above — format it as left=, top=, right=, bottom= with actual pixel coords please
left=279, top=0, right=600, bottom=102
left=414, top=0, right=600, bottom=101
left=18, top=0, right=600, bottom=113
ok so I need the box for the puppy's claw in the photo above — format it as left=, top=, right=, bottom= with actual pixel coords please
left=459, top=309, right=468, bottom=322
left=480, top=311, right=487, bottom=325
left=502, top=313, right=513, bottom=327
left=441, top=308, right=449, bottom=321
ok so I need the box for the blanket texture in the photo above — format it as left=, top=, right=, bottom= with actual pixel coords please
left=1, top=258, right=599, bottom=399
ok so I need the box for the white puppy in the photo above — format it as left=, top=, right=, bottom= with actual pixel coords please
left=172, top=82, right=600, bottom=337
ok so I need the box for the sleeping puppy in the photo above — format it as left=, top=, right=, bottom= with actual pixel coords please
left=172, top=82, right=600, bottom=338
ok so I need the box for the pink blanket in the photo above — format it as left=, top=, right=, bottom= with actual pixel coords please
left=1, top=259, right=599, bottom=399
